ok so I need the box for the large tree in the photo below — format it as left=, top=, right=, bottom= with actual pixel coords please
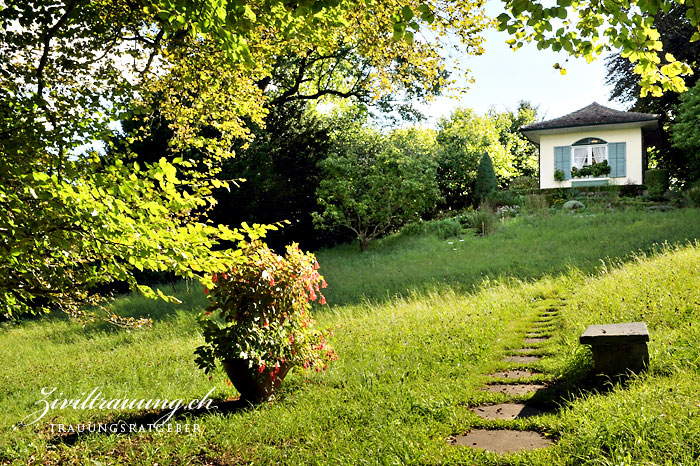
left=210, top=102, right=336, bottom=251
left=314, top=125, right=441, bottom=251
left=0, top=0, right=490, bottom=321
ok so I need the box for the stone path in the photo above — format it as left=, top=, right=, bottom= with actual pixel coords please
left=451, top=429, right=554, bottom=453
left=480, top=383, right=546, bottom=395
left=513, top=347, right=537, bottom=354
left=469, top=403, right=544, bottom=420
left=486, top=369, right=538, bottom=379
left=451, top=299, right=564, bottom=454
left=501, top=355, right=541, bottom=363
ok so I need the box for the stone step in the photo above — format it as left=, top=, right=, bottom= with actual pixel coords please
left=481, top=383, right=546, bottom=395
left=524, top=337, right=550, bottom=344
left=486, top=369, right=539, bottom=379
left=502, top=355, right=542, bottom=363
left=512, top=347, right=538, bottom=354
left=470, top=403, right=545, bottom=420
left=450, top=429, right=554, bottom=453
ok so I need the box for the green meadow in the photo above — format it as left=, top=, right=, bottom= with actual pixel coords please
left=2, top=208, right=700, bottom=465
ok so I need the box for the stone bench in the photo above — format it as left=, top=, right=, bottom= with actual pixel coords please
left=579, top=322, right=649, bottom=377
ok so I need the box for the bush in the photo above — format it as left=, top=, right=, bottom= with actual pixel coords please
left=683, top=185, right=700, bottom=207
left=459, top=209, right=498, bottom=236
left=619, top=182, right=645, bottom=198
left=487, top=190, right=521, bottom=207
left=428, top=218, right=464, bottom=239
left=195, top=241, right=337, bottom=376
left=551, top=187, right=580, bottom=202
left=399, top=221, right=428, bottom=237
left=522, top=194, right=550, bottom=213
left=399, top=217, right=464, bottom=239
left=646, top=169, right=670, bottom=200
left=509, top=175, right=539, bottom=195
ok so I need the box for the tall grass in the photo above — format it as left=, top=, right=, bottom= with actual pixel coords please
left=317, top=208, right=700, bottom=305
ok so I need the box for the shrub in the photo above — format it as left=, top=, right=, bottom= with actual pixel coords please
left=551, top=187, right=579, bottom=203
left=522, top=194, right=550, bottom=213
left=194, top=241, right=337, bottom=376
left=398, top=220, right=427, bottom=237
left=509, top=175, right=539, bottom=194
left=563, top=200, right=585, bottom=210
left=459, top=209, right=498, bottom=236
left=474, top=153, right=498, bottom=204
left=619, top=182, right=645, bottom=197
left=428, top=218, right=464, bottom=239
left=487, top=190, right=521, bottom=207
left=646, top=169, right=670, bottom=199
left=683, top=185, right=700, bottom=207
left=399, top=217, right=464, bottom=239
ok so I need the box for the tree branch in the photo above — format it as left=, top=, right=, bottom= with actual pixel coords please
left=36, top=0, right=80, bottom=100
left=139, top=28, right=165, bottom=79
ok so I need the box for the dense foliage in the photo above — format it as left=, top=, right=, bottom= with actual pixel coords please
left=314, top=125, right=441, bottom=251
left=0, top=0, right=490, bottom=319
left=209, top=103, right=336, bottom=250
left=605, top=6, right=700, bottom=184
left=645, top=168, right=670, bottom=199
left=570, top=160, right=611, bottom=178
left=498, top=0, right=697, bottom=97
left=671, top=80, right=700, bottom=183
left=435, top=104, right=537, bottom=209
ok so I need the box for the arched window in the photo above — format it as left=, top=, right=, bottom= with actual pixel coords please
left=571, top=137, right=608, bottom=170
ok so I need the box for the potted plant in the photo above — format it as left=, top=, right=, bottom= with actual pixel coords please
left=554, top=169, right=565, bottom=182
left=194, top=240, right=337, bottom=403
left=571, top=160, right=611, bottom=178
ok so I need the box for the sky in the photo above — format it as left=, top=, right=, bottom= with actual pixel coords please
left=416, top=3, right=628, bottom=126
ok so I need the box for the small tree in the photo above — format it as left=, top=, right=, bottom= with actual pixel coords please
left=474, top=153, right=498, bottom=205
left=314, top=125, right=441, bottom=251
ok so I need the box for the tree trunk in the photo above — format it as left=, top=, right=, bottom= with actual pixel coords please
left=358, top=235, right=369, bottom=252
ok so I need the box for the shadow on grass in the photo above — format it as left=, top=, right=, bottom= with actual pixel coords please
left=44, top=396, right=251, bottom=446
left=7, top=281, right=210, bottom=343
left=527, top=346, right=643, bottom=413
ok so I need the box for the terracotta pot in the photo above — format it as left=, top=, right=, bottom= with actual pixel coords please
left=221, top=359, right=291, bottom=403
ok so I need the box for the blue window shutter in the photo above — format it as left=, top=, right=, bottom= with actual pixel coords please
left=608, top=142, right=626, bottom=177
left=554, top=146, right=571, bottom=180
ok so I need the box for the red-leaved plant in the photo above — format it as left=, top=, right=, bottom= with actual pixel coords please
left=194, top=241, right=337, bottom=382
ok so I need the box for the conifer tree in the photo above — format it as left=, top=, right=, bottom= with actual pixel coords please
left=474, top=153, right=498, bottom=204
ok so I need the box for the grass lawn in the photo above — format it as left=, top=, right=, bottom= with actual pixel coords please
left=2, top=209, right=700, bottom=465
